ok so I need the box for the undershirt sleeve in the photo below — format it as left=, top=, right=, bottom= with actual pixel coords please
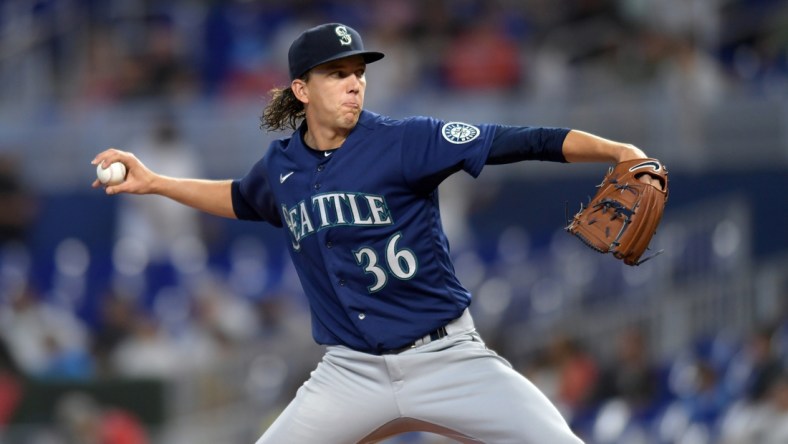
left=486, top=126, right=570, bottom=164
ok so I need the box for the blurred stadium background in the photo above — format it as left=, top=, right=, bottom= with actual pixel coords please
left=0, top=1, right=787, bottom=443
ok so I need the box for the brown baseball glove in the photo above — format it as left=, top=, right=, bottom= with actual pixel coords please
left=566, top=158, right=669, bottom=266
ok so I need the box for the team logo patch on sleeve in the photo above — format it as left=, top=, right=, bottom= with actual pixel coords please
left=441, top=122, right=480, bottom=144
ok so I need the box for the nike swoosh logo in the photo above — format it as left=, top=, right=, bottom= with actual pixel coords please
left=279, top=171, right=295, bottom=183
left=324, top=151, right=332, bottom=157
left=629, top=161, right=661, bottom=172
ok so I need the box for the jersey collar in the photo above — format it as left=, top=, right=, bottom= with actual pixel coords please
left=289, top=110, right=378, bottom=158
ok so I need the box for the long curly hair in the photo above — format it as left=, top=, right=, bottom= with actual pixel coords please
left=261, top=74, right=310, bottom=132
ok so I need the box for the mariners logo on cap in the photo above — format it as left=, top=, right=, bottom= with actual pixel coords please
left=442, top=122, right=480, bottom=144
left=335, top=25, right=352, bottom=46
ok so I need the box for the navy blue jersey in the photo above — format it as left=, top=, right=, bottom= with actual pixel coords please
left=233, top=110, right=562, bottom=353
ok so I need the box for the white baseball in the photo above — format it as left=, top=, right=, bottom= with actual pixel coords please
left=96, top=162, right=127, bottom=186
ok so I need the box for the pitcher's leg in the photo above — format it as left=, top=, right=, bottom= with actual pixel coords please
left=400, top=333, right=584, bottom=444
left=256, top=348, right=400, bottom=444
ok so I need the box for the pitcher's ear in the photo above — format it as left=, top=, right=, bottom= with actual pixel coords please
left=291, top=79, right=308, bottom=104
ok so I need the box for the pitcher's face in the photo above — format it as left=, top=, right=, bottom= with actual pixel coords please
left=298, top=55, right=367, bottom=131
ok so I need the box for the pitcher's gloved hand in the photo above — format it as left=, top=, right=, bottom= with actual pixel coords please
left=566, top=158, right=669, bottom=266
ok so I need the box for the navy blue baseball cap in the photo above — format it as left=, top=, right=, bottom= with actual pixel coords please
left=288, top=23, right=384, bottom=80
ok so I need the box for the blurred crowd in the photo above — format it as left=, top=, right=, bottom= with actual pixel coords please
left=1, top=0, right=787, bottom=111
left=520, top=322, right=788, bottom=443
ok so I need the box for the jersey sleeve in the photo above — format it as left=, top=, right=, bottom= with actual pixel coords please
left=400, top=117, right=496, bottom=192
left=231, top=157, right=282, bottom=227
